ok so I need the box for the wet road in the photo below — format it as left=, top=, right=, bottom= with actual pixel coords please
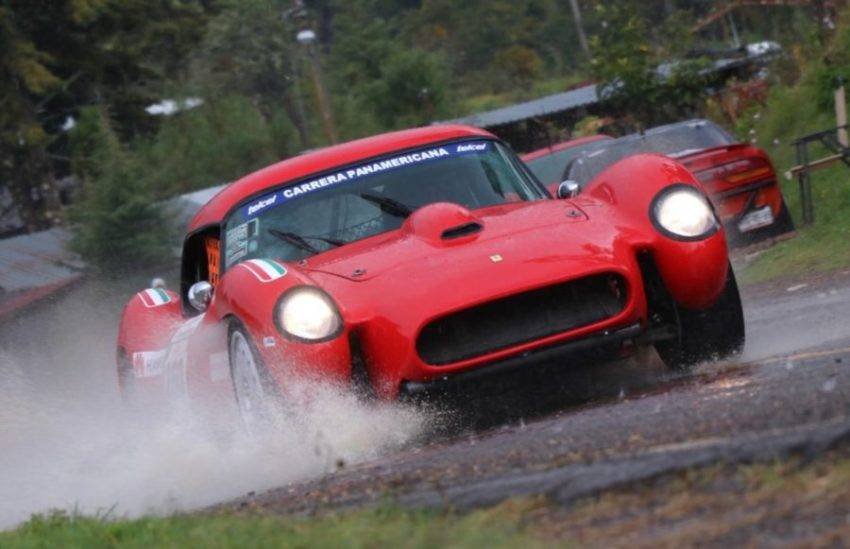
left=224, top=271, right=850, bottom=514
left=4, top=268, right=850, bottom=524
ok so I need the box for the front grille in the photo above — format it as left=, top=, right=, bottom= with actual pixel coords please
left=416, top=274, right=627, bottom=365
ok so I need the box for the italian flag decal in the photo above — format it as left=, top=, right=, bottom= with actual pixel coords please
left=240, top=258, right=288, bottom=282
left=139, top=288, right=172, bottom=308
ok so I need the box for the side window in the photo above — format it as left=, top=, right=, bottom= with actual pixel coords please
left=205, top=236, right=220, bottom=287
left=180, top=228, right=220, bottom=315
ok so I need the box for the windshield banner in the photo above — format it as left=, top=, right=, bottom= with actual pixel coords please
left=240, top=140, right=493, bottom=218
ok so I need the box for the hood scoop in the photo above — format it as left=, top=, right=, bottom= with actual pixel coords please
left=441, top=221, right=483, bottom=240
left=403, top=202, right=483, bottom=245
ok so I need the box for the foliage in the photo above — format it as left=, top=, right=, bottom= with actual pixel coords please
left=733, top=7, right=850, bottom=284
left=0, top=0, right=216, bottom=233
left=69, top=108, right=170, bottom=273
left=191, top=0, right=312, bottom=148
left=361, top=48, right=451, bottom=129
left=1, top=0, right=843, bottom=270
left=808, top=11, right=850, bottom=111
left=588, top=3, right=710, bottom=128
left=133, top=96, right=281, bottom=197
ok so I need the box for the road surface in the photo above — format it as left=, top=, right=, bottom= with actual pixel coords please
left=2, top=268, right=850, bottom=526
left=222, top=270, right=850, bottom=514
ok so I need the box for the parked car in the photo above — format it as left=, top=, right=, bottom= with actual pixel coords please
left=117, top=125, right=743, bottom=431
left=522, top=135, right=613, bottom=191
left=560, top=119, right=793, bottom=245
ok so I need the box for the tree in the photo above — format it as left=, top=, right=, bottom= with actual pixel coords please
left=192, top=0, right=313, bottom=149
left=363, top=48, right=450, bottom=129
left=70, top=107, right=170, bottom=273
left=589, top=3, right=710, bottom=128
left=1, top=0, right=216, bottom=233
left=0, top=3, right=70, bottom=231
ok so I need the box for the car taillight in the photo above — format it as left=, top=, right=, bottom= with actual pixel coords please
left=695, top=157, right=772, bottom=185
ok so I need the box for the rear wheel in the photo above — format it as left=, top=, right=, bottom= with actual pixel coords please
left=228, top=323, right=279, bottom=434
left=650, top=262, right=745, bottom=370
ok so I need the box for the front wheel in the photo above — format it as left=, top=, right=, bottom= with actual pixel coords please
left=654, top=263, right=745, bottom=370
left=228, top=322, right=279, bottom=434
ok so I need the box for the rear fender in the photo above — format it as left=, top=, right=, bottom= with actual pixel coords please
left=116, top=288, right=184, bottom=395
left=584, top=154, right=729, bottom=310
left=118, top=288, right=183, bottom=356
left=210, top=259, right=352, bottom=390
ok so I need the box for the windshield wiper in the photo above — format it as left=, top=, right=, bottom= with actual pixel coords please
left=360, top=192, right=414, bottom=218
left=268, top=229, right=347, bottom=253
left=268, top=229, right=321, bottom=254
left=308, top=234, right=348, bottom=247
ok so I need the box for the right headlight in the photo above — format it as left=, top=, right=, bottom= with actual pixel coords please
left=274, top=286, right=342, bottom=342
left=651, top=184, right=718, bottom=240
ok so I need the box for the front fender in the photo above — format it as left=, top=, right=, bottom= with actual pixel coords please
left=584, top=154, right=729, bottom=310
left=210, top=258, right=351, bottom=388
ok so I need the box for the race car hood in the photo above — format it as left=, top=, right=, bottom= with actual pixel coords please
left=301, top=200, right=591, bottom=283
left=298, top=198, right=640, bottom=335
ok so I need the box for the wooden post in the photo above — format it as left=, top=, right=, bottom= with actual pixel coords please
left=795, top=140, right=815, bottom=225
left=835, top=82, right=848, bottom=147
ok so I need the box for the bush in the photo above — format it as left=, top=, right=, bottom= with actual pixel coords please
left=361, top=48, right=452, bottom=129
left=69, top=108, right=171, bottom=273
left=136, top=95, right=281, bottom=197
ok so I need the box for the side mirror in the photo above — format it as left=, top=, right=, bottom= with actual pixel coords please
left=557, top=180, right=580, bottom=199
left=187, top=281, right=214, bottom=312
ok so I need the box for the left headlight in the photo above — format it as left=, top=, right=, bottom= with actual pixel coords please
left=275, top=286, right=342, bottom=342
left=651, top=185, right=718, bottom=240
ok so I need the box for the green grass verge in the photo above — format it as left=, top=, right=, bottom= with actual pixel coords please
left=0, top=504, right=544, bottom=549
left=733, top=73, right=850, bottom=285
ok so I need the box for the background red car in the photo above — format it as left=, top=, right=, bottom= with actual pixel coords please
left=117, top=125, right=743, bottom=431
left=526, top=119, right=794, bottom=246
left=522, top=134, right=613, bottom=191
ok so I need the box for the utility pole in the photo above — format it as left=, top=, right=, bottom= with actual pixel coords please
left=298, top=29, right=338, bottom=145
left=282, top=1, right=312, bottom=148
left=836, top=76, right=848, bottom=147
left=568, top=0, right=590, bottom=56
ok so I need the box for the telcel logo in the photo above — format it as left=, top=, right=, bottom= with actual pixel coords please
left=456, top=143, right=487, bottom=152
left=247, top=194, right=278, bottom=215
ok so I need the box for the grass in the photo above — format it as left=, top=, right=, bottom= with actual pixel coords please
left=0, top=503, right=545, bottom=549
left=534, top=447, right=850, bottom=546
left=732, top=69, right=850, bottom=284
left=7, top=448, right=850, bottom=547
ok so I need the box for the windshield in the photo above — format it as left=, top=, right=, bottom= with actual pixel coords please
left=525, top=139, right=611, bottom=184
left=223, top=140, right=545, bottom=267
left=567, top=121, right=734, bottom=185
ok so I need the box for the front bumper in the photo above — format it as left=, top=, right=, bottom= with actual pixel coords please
left=398, top=322, right=642, bottom=400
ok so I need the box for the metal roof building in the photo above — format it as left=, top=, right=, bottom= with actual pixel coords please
left=447, top=84, right=600, bottom=129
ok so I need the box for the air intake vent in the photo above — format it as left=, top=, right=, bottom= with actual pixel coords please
left=441, top=222, right=483, bottom=240
left=417, top=274, right=627, bottom=365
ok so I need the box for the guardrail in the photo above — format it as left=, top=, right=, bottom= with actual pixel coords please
left=786, top=124, right=850, bottom=224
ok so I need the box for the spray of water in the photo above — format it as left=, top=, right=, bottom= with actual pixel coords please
left=0, top=282, right=428, bottom=530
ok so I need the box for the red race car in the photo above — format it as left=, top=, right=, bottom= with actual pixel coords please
left=117, top=125, right=744, bottom=430
left=558, top=120, right=794, bottom=245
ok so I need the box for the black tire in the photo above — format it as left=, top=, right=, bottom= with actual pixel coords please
left=654, top=263, right=745, bottom=370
